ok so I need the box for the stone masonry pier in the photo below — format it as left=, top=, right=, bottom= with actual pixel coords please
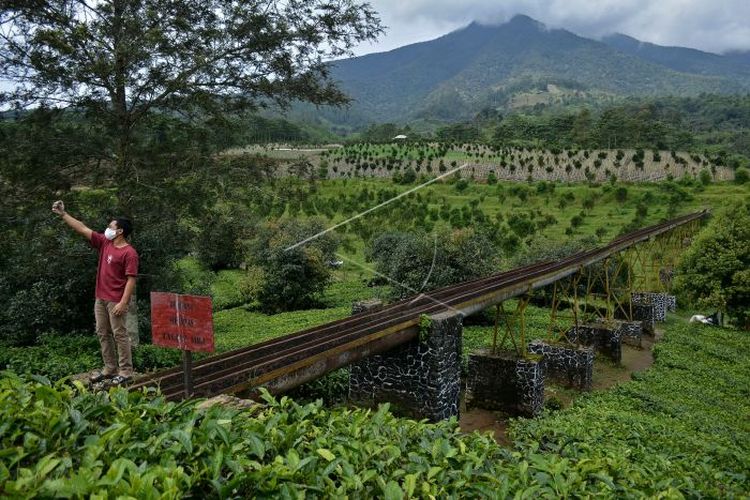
left=348, top=301, right=463, bottom=422
left=465, top=351, right=545, bottom=417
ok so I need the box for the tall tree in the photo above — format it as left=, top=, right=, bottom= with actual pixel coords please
left=0, top=0, right=382, bottom=171
left=674, top=203, right=750, bottom=330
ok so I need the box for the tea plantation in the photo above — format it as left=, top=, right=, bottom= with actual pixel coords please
left=1, top=319, right=747, bottom=498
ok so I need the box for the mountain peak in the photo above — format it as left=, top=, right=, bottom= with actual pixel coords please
left=466, top=14, right=545, bottom=33
left=326, top=14, right=748, bottom=125
left=507, top=14, right=539, bottom=25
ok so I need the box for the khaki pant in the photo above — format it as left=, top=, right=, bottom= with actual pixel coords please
left=126, top=297, right=139, bottom=348
left=94, top=299, right=133, bottom=377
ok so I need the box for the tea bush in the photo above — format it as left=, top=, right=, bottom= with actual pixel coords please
left=1, top=320, right=747, bottom=497
left=510, top=319, right=750, bottom=496
left=0, top=335, right=183, bottom=380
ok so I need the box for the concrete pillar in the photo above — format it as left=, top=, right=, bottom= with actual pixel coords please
left=348, top=302, right=463, bottom=422
left=614, top=320, right=643, bottom=347
left=566, top=323, right=623, bottom=363
left=624, top=303, right=656, bottom=335
left=465, top=351, right=545, bottom=417
left=632, top=292, right=676, bottom=322
left=527, top=340, right=594, bottom=390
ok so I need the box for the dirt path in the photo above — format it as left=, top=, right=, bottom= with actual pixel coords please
left=459, top=330, right=661, bottom=444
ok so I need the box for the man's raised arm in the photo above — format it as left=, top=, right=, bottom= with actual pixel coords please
left=52, top=200, right=93, bottom=240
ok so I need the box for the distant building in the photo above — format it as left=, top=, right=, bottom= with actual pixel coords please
left=392, top=134, right=408, bottom=140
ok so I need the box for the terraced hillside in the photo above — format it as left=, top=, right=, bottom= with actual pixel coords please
left=310, top=143, right=735, bottom=183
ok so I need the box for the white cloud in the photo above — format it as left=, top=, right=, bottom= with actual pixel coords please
left=354, top=0, right=750, bottom=55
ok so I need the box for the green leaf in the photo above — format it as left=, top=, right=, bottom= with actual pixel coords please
left=383, top=480, right=403, bottom=500
left=403, top=474, right=417, bottom=498
left=34, top=454, right=61, bottom=479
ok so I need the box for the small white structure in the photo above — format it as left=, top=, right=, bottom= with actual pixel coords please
left=689, top=314, right=714, bottom=325
left=392, top=134, right=408, bottom=140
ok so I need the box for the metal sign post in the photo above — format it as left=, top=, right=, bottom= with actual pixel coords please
left=182, top=350, right=194, bottom=398
left=150, top=292, right=214, bottom=399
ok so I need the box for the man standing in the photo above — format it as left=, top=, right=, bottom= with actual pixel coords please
left=52, top=200, right=139, bottom=385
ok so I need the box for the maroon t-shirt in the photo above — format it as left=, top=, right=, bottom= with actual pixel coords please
left=90, top=232, right=139, bottom=302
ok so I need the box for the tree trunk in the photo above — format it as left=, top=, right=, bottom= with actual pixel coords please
left=112, top=0, right=132, bottom=212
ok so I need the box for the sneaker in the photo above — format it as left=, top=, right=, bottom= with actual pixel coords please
left=90, top=371, right=115, bottom=383
left=110, top=375, right=133, bottom=386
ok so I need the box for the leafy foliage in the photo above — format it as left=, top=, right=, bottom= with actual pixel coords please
left=251, top=218, right=339, bottom=312
left=368, top=228, right=500, bottom=299
left=514, top=235, right=597, bottom=267
left=511, top=319, right=750, bottom=497
left=1, top=320, right=748, bottom=497
left=674, top=203, right=750, bottom=329
left=195, top=205, right=256, bottom=271
left=0, top=335, right=182, bottom=380
left=0, top=202, right=103, bottom=345
left=1, top=0, right=382, bottom=169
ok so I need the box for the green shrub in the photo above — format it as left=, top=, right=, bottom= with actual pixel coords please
left=0, top=208, right=100, bottom=345
left=1, top=320, right=748, bottom=497
left=286, top=368, right=350, bottom=405
left=0, top=334, right=185, bottom=380
left=510, top=320, right=750, bottom=497
left=251, top=217, right=339, bottom=313
left=674, top=203, right=750, bottom=329
left=514, top=235, right=597, bottom=267
left=507, top=212, right=537, bottom=238
left=400, top=167, right=417, bottom=184
left=368, top=228, right=500, bottom=300
left=211, top=268, right=262, bottom=310
left=196, top=206, right=256, bottom=271
left=0, top=335, right=100, bottom=380
left=699, top=168, right=712, bottom=185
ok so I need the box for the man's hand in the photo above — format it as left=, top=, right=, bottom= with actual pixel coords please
left=113, top=301, right=129, bottom=317
left=54, top=202, right=93, bottom=239
left=52, top=200, right=65, bottom=215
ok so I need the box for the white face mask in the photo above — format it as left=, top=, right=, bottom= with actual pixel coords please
left=104, top=227, right=118, bottom=240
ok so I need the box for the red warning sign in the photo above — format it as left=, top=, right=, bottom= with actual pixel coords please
left=150, top=292, right=214, bottom=352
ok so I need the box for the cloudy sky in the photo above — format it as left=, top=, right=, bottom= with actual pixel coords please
left=353, top=0, right=750, bottom=56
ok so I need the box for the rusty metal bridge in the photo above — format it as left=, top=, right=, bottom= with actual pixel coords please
left=130, top=211, right=707, bottom=401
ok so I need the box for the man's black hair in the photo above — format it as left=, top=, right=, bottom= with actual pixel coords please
left=114, top=217, right=133, bottom=238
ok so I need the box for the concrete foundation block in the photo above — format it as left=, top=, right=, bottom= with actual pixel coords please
left=621, top=303, right=657, bottom=335
left=527, top=340, right=594, bottom=390
left=666, top=295, right=677, bottom=312
left=566, top=323, right=622, bottom=363
left=351, top=299, right=384, bottom=315
left=632, top=292, right=676, bottom=322
left=465, top=350, right=544, bottom=417
left=349, top=303, right=462, bottom=422
left=614, top=320, right=643, bottom=347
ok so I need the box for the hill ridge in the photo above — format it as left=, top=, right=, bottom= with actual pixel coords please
left=318, top=15, right=750, bottom=125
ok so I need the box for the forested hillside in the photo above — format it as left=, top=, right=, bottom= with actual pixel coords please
left=316, top=15, right=750, bottom=125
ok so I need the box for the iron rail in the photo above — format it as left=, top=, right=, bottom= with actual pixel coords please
left=130, top=210, right=707, bottom=400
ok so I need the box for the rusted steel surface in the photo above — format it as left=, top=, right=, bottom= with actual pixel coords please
left=130, top=210, right=707, bottom=400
